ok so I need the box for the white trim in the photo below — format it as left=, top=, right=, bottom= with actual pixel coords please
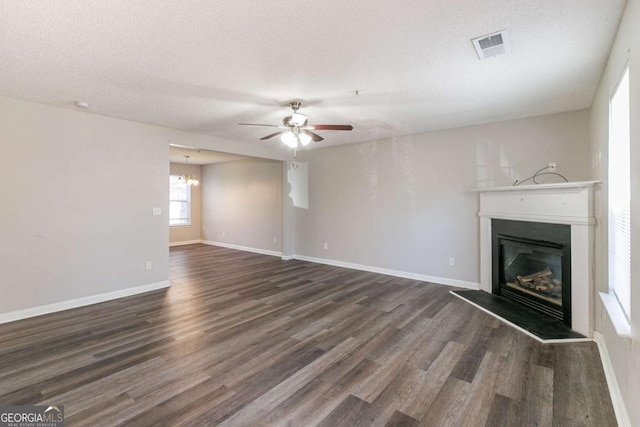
left=478, top=211, right=596, bottom=226
left=471, top=181, right=600, bottom=193
left=181, top=246, right=477, bottom=289
left=291, top=255, right=479, bottom=290
left=449, top=291, right=591, bottom=344
left=201, top=240, right=283, bottom=257
left=0, top=280, right=171, bottom=325
left=599, top=292, right=632, bottom=337
left=593, top=331, right=632, bottom=427
left=169, top=239, right=202, bottom=247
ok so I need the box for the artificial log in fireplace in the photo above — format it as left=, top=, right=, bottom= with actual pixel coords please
left=492, top=219, right=571, bottom=326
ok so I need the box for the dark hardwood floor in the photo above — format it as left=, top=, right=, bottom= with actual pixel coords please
left=0, top=244, right=616, bottom=426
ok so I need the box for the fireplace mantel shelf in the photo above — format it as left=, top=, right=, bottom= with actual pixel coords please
left=471, top=181, right=600, bottom=193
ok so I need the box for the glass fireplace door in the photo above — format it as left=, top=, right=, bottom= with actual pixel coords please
left=499, top=237, right=564, bottom=318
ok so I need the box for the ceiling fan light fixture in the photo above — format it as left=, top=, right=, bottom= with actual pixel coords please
left=240, top=101, right=353, bottom=145
left=281, top=131, right=298, bottom=148
left=299, top=132, right=311, bottom=146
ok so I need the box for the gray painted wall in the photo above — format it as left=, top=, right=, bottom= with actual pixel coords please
left=0, top=95, right=284, bottom=318
left=201, top=158, right=283, bottom=253
left=590, top=0, right=639, bottom=423
left=295, top=110, right=591, bottom=285
left=169, top=162, right=202, bottom=244
left=0, top=96, right=170, bottom=314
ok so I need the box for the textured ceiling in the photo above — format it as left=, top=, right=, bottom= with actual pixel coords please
left=0, top=1, right=626, bottom=149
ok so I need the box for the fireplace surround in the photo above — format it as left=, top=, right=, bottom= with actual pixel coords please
left=476, top=181, right=598, bottom=337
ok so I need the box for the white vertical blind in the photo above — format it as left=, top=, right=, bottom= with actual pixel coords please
left=608, top=67, right=631, bottom=319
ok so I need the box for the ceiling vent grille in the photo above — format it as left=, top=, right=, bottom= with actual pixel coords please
left=472, top=30, right=511, bottom=60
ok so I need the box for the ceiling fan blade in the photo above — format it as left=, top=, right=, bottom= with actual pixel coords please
left=238, top=123, right=279, bottom=127
left=303, top=130, right=324, bottom=142
left=260, top=130, right=287, bottom=140
left=309, top=124, right=354, bottom=131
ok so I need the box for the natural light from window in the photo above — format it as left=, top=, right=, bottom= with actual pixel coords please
left=169, top=175, right=191, bottom=226
left=608, top=66, right=631, bottom=320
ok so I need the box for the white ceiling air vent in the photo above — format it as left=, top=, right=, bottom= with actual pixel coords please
left=472, top=30, right=511, bottom=60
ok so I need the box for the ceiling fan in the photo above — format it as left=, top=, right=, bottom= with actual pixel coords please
left=238, top=101, right=353, bottom=148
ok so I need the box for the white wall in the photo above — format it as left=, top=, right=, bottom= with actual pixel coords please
left=295, top=110, right=591, bottom=286
left=590, top=0, right=640, bottom=424
left=169, top=162, right=202, bottom=244
left=201, top=158, right=283, bottom=253
left=0, top=97, right=169, bottom=315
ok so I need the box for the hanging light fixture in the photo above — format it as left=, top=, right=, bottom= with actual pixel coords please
left=281, top=129, right=311, bottom=149
left=281, top=131, right=298, bottom=148
left=298, top=132, right=311, bottom=146
left=178, top=155, right=199, bottom=186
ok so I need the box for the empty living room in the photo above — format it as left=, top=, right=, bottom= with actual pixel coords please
left=0, top=1, right=638, bottom=426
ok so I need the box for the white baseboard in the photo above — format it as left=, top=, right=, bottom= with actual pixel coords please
left=290, top=254, right=479, bottom=290
left=593, top=331, right=631, bottom=427
left=0, top=280, right=171, bottom=325
left=201, top=240, right=283, bottom=257
left=169, top=240, right=202, bottom=247
left=195, top=245, right=477, bottom=290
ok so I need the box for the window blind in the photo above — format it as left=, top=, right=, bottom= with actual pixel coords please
left=608, top=66, right=631, bottom=320
left=611, top=205, right=631, bottom=317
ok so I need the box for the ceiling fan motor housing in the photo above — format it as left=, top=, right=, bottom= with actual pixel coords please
left=284, top=114, right=308, bottom=127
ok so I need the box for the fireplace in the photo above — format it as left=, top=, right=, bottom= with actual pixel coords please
left=492, top=219, right=571, bottom=326
left=477, top=181, right=597, bottom=337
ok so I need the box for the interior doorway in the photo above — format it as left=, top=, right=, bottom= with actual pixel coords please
left=169, top=145, right=285, bottom=256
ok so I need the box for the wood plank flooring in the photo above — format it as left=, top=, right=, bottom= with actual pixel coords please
left=0, top=244, right=617, bottom=426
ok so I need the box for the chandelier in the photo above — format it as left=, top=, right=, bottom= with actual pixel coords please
left=179, top=155, right=199, bottom=186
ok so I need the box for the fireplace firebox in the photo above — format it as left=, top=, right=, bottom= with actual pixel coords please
left=492, top=219, right=571, bottom=326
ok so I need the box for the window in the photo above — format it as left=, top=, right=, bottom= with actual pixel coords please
left=169, top=175, right=191, bottom=226
left=608, top=66, right=631, bottom=320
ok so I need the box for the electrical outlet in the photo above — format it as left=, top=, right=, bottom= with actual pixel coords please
left=323, top=242, right=328, bottom=250
left=548, top=162, right=557, bottom=172
left=273, top=237, right=277, bottom=244
left=145, top=261, right=152, bottom=270
left=152, top=207, right=161, bottom=216
left=449, top=257, right=455, bottom=266
left=222, top=231, right=226, bottom=237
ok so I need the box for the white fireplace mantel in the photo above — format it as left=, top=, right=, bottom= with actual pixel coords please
left=475, top=181, right=600, bottom=337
